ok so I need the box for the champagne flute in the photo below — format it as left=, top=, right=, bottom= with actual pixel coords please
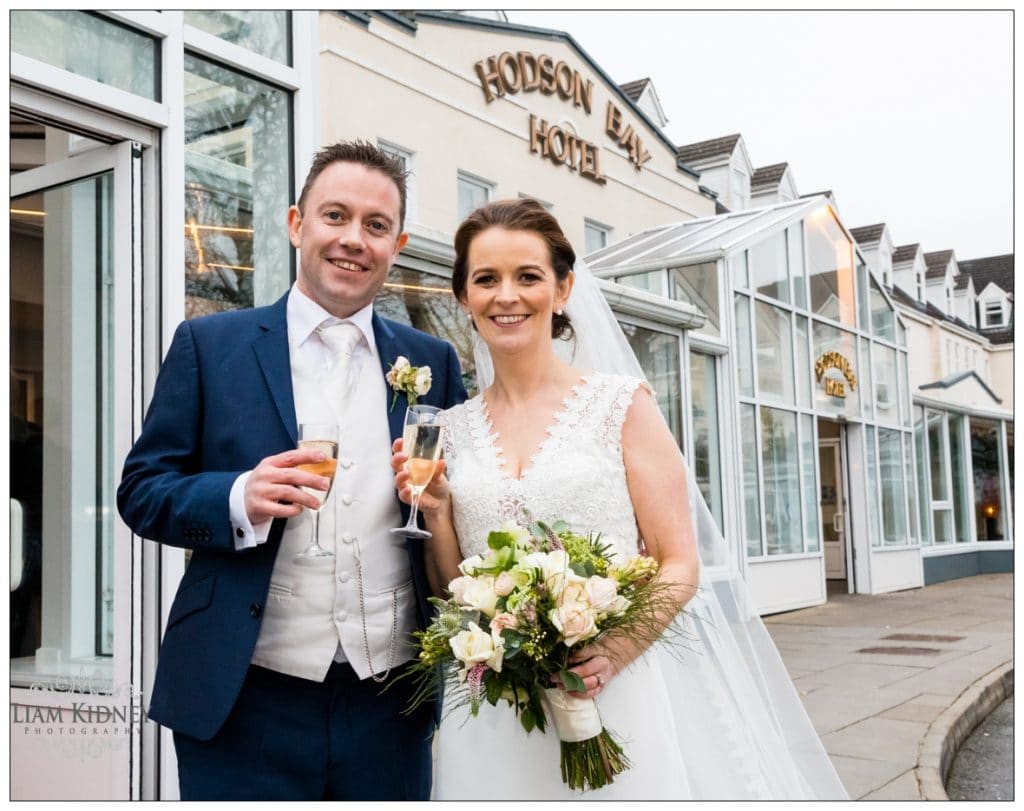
left=391, top=405, right=444, bottom=540
left=295, top=423, right=339, bottom=559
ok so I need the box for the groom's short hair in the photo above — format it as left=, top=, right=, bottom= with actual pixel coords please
left=296, top=140, right=409, bottom=230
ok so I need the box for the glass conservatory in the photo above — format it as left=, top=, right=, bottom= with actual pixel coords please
left=588, top=197, right=921, bottom=612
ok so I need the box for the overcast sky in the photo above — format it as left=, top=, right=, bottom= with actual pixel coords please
left=508, top=10, right=1012, bottom=260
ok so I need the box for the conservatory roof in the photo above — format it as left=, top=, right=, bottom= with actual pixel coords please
left=587, top=196, right=831, bottom=275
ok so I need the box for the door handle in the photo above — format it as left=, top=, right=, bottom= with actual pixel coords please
left=833, top=512, right=843, bottom=534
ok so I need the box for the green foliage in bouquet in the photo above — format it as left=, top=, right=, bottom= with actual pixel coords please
left=398, top=517, right=690, bottom=792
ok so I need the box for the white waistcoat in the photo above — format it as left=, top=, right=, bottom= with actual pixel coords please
left=250, top=343, right=417, bottom=681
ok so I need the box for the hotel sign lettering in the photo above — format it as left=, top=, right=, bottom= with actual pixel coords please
left=814, top=351, right=858, bottom=399
left=473, top=51, right=653, bottom=185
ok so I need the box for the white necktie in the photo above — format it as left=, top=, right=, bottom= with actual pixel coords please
left=317, top=321, right=363, bottom=418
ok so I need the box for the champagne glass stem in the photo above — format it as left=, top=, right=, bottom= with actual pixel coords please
left=310, top=508, right=322, bottom=553
left=407, top=488, right=422, bottom=530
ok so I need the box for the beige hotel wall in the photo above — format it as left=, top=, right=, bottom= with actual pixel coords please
left=317, top=13, right=715, bottom=251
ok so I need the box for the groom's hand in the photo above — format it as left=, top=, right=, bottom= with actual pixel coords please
left=391, top=438, right=450, bottom=516
left=244, top=448, right=331, bottom=525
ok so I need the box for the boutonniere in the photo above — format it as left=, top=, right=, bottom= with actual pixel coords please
left=386, top=355, right=432, bottom=411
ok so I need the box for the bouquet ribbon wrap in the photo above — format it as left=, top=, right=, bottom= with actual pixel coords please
left=543, top=689, right=603, bottom=742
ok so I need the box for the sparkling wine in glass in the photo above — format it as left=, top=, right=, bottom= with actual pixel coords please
left=391, top=405, right=444, bottom=540
left=295, top=423, right=339, bottom=559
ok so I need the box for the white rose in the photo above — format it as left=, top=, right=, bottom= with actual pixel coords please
left=549, top=602, right=599, bottom=647
left=584, top=576, right=623, bottom=614
left=456, top=575, right=499, bottom=618
left=448, top=575, right=474, bottom=605
left=540, top=550, right=583, bottom=599
left=458, top=554, right=485, bottom=576
left=450, top=622, right=496, bottom=669
left=494, top=571, right=517, bottom=597
left=392, top=355, right=411, bottom=372
left=413, top=368, right=432, bottom=396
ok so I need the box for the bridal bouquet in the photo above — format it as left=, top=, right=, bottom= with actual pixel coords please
left=406, top=519, right=677, bottom=791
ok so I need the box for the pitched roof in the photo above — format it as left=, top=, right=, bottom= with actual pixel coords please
left=924, top=249, right=955, bottom=279
left=800, top=190, right=832, bottom=199
left=618, top=78, right=650, bottom=102
left=849, top=224, right=886, bottom=245
left=892, top=243, right=920, bottom=263
left=954, top=273, right=971, bottom=291
left=677, top=133, right=742, bottom=164
left=986, top=324, right=1015, bottom=345
left=750, top=163, right=788, bottom=188
left=958, top=253, right=1014, bottom=296
left=920, top=370, right=1002, bottom=404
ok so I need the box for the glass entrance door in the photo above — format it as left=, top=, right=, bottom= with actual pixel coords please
left=10, top=131, right=140, bottom=799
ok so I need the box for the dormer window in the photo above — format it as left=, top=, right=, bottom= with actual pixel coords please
left=916, top=272, right=925, bottom=301
left=983, top=299, right=1005, bottom=328
left=945, top=286, right=952, bottom=312
left=731, top=169, right=748, bottom=210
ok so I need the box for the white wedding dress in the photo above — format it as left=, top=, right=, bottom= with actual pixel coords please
left=434, top=372, right=847, bottom=800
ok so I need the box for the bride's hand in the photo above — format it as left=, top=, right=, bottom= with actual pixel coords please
left=391, top=437, right=451, bottom=516
left=552, top=647, right=616, bottom=699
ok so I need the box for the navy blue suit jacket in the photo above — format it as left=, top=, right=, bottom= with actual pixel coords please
left=117, top=292, right=467, bottom=741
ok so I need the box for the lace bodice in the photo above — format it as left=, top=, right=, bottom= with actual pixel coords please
left=444, top=373, right=646, bottom=561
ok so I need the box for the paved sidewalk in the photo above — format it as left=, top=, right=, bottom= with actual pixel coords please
left=764, top=573, right=1013, bottom=800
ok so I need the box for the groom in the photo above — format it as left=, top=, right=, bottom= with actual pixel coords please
left=118, top=141, right=466, bottom=799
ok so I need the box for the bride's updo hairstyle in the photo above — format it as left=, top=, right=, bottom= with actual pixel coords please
left=452, top=198, right=576, bottom=341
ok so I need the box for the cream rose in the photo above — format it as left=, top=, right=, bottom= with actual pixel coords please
left=456, top=575, right=499, bottom=618
left=584, top=575, right=628, bottom=615
left=549, top=602, right=599, bottom=647
left=450, top=622, right=504, bottom=675
left=490, top=611, right=519, bottom=634
left=494, top=571, right=517, bottom=597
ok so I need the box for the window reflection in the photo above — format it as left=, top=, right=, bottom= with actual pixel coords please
left=800, top=415, right=819, bottom=551
left=760, top=407, right=802, bottom=555
left=869, top=276, right=895, bottom=341
left=620, top=323, right=682, bottom=447
left=374, top=268, right=477, bottom=395
left=671, top=263, right=719, bottom=337
left=755, top=301, right=794, bottom=404
left=741, top=404, right=762, bottom=558
left=185, top=11, right=290, bottom=64
left=805, top=207, right=855, bottom=326
left=11, top=11, right=158, bottom=100
left=10, top=169, right=115, bottom=683
left=948, top=416, right=971, bottom=543
left=689, top=352, right=723, bottom=532
left=878, top=428, right=907, bottom=545
left=184, top=55, right=292, bottom=318
left=812, top=321, right=860, bottom=419
left=749, top=230, right=789, bottom=303
left=872, top=342, right=899, bottom=426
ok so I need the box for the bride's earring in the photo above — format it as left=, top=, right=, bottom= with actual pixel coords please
left=555, top=308, right=564, bottom=316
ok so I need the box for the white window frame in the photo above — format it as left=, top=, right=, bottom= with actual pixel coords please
left=457, top=170, right=493, bottom=220
left=584, top=218, right=611, bottom=256
left=378, top=139, right=417, bottom=226
left=982, top=298, right=1005, bottom=328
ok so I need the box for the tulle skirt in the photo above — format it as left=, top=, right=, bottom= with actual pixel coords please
left=434, top=590, right=848, bottom=801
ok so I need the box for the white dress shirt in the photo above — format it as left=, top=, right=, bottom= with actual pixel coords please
left=229, top=284, right=376, bottom=549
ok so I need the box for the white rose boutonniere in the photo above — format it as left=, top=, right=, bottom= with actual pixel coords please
left=386, top=355, right=432, bottom=411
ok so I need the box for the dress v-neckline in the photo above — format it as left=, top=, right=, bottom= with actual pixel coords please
left=475, top=375, right=593, bottom=483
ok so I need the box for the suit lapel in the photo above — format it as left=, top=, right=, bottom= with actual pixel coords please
left=372, top=312, right=408, bottom=441
left=254, top=294, right=297, bottom=445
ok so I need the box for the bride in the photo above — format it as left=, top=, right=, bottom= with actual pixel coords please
left=392, top=198, right=848, bottom=800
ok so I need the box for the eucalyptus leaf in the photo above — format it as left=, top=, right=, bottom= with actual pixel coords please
left=560, top=669, right=586, bottom=693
